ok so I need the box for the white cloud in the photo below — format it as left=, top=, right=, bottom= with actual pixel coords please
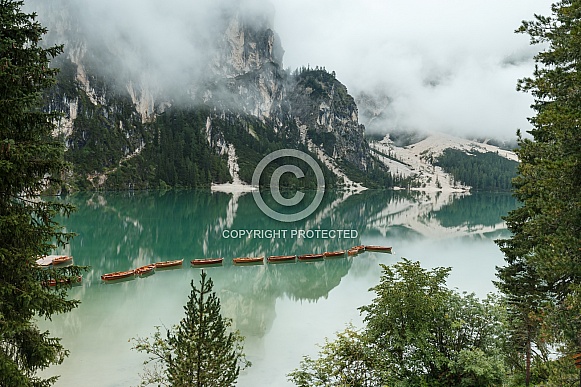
left=271, top=0, right=552, bottom=139
left=28, top=0, right=552, bottom=139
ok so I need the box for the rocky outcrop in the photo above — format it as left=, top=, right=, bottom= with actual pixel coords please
left=31, top=0, right=384, bottom=189
left=207, top=11, right=286, bottom=122
left=288, top=69, right=369, bottom=170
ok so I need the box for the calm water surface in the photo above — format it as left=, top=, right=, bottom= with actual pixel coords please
left=39, top=190, right=518, bottom=386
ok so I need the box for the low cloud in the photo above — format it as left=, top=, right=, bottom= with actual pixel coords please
left=27, top=0, right=551, bottom=140
left=28, top=0, right=273, bottom=98
left=271, top=0, right=551, bottom=140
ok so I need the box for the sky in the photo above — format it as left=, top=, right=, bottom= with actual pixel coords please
left=28, top=0, right=553, bottom=140
left=270, top=0, right=553, bottom=139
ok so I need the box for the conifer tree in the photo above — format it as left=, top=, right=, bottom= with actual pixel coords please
left=0, top=1, right=84, bottom=385
left=496, top=0, right=581, bottom=383
left=132, top=271, right=249, bottom=387
left=495, top=257, right=548, bottom=386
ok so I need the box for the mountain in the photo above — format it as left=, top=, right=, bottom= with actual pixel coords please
left=29, top=1, right=517, bottom=192
left=370, top=132, right=519, bottom=191
left=28, top=0, right=391, bottom=191
left=354, top=87, right=519, bottom=191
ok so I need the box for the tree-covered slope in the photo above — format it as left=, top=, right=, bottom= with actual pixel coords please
left=435, top=148, right=518, bottom=191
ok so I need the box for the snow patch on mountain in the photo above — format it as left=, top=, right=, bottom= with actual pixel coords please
left=371, top=132, right=518, bottom=192
left=404, top=132, right=518, bottom=162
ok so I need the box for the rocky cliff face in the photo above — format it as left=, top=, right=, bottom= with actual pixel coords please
left=30, top=0, right=383, bottom=189
left=209, top=8, right=285, bottom=121
left=288, top=69, right=369, bottom=170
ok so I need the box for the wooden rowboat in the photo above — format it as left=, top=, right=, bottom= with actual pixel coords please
left=298, top=253, right=324, bottom=261
left=233, top=256, right=264, bottom=264
left=267, top=255, right=296, bottom=263
left=135, top=264, right=155, bottom=276
left=101, top=270, right=135, bottom=281
left=154, top=259, right=183, bottom=268
left=35, top=256, right=54, bottom=267
left=364, top=245, right=393, bottom=253
left=347, top=245, right=366, bottom=256
left=324, top=250, right=345, bottom=258
left=44, top=276, right=82, bottom=287
left=52, top=255, right=73, bottom=265
left=36, top=254, right=71, bottom=267
left=191, top=258, right=223, bottom=266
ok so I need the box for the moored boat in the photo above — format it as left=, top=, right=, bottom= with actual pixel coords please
left=324, top=250, right=345, bottom=258
left=101, top=270, right=135, bottom=281
left=191, top=258, right=223, bottom=266
left=52, top=255, right=73, bottom=265
left=347, top=245, right=365, bottom=256
left=267, top=255, right=296, bottom=263
left=233, top=256, right=264, bottom=264
left=35, top=256, right=54, bottom=267
left=154, top=259, right=183, bottom=268
left=135, top=264, right=155, bottom=276
left=364, top=245, right=393, bottom=253
left=297, top=253, right=324, bottom=261
left=36, top=254, right=72, bottom=267
left=44, top=275, right=82, bottom=287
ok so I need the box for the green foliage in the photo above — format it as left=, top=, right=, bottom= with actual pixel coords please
left=293, top=67, right=355, bottom=114
left=362, top=260, right=507, bottom=386
left=288, top=325, right=380, bottom=387
left=294, top=67, right=339, bottom=100
left=369, top=146, right=413, bottom=168
left=495, top=1, right=581, bottom=383
left=435, top=148, right=518, bottom=191
left=130, top=107, right=231, bottom=189
left=132, top=271, right=250, bottom=386
left=44, top=57, right=148, bottom=183
left=0, top=1, right=85, bottom=385
left=308, top=129, right=336, bottom=156
left=93, top=105, right=338, bottom=190
left=289, top=260, right=508, bottom=387
left=213, top=112, right=337, bottom=189
left=45, top=56, right=377, bottom=190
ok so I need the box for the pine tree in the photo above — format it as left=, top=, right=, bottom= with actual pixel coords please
left=0, top=1, right=84, bottom=385
left=496, top=0, right=581, bottom=383
left=132, top=271, right=250, bottom=387
left=495, top=255, right=548, bottom=386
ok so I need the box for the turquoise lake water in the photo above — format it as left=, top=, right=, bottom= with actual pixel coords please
left=38, top=189, right=518, bottom=386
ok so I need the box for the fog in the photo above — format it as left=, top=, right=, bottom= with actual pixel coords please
left=28, top=0, right=274, bottom=97
left=28, top=0, right=552, bottom=139
left=271, top=0, right=552, bottom=139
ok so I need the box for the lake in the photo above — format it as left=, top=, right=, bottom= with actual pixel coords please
left=39, top=189, right=518, bottom=386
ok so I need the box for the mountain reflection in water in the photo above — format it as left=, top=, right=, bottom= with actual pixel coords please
left=40, top=189, right=517, bottom=387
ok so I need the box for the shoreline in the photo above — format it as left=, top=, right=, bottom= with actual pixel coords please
left=210, top=182, right=258, bottom=193
left=210, top=182, right=471, bottom=194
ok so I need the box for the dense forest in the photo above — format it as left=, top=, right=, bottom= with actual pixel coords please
left=435, top=148, right=518, bottom=191
left=104, top=108, right=232, bottom=190
left=45, top=47, right=517, bottom=193
left=53, top=63, right=403, bottom=191
left=103, top=108, right=339, bottom=191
